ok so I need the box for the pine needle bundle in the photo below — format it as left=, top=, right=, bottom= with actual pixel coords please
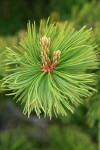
left=2, top=20, right=97, bottom=118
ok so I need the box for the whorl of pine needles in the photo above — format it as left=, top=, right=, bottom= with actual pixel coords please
left=2, top=19, right=97, bottom=118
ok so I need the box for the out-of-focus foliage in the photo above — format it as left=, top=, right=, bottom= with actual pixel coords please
left=87, top=93, right=100, bottom=127
left=0, top=130, right=33, bottom=150
left=0, top=36, right=18, bottom=78
left=87, top=64, right=100, bottom=127
left=0, top=36, right=17, bottom=90
left=0, top=50, right=6, bottom=79
left=0, top=31, right=26, bottom=90
left=87, top=24, right=100, bottom=127
left=48, top=125, right=96, bottom=150
left=0, top=125, right=97, bottom=150
left=0, top=0, right=50, bottom=35
left=71, top=1, right=100, bottom=26
left=93, top=24, right=100, bottom=50
left=49, top=0, right=90, bottom=20
left=0, top=0, right=95, bottom=35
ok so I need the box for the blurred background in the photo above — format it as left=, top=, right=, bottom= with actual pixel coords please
left=0, top=0, right=100, bottom=149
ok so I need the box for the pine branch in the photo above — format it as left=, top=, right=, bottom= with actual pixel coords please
left=2, top=19, right=98, bottom=118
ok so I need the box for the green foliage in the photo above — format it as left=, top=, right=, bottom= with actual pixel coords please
left=0, top=130, right=33, bottom=150
left=71, top=1, right=100, bottom=26
left=93, top=24, right=100, bottom=50
left=49, top=0, right=91, bottom=20
left=0, top=32, right=26, bottom=80
left=2, top=20, right=97, bottom=118
left=48, top=125, right=96, bottom=150
left=0, top=36, right=18, bottom=92
left=0, top=36, right=18, bottom=78
left=0, top=0, right=93, bottom=35
left=87, top=68, right=100, bottom=127
left=86, top=25, right=100, bottom=127
left=0, top=0, right=50, bottom=35
left=87, top=95, right=100, bottom=127
left=0, top=0, right=99, bottom=149
left=0, top=50, right=6, bottom=79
